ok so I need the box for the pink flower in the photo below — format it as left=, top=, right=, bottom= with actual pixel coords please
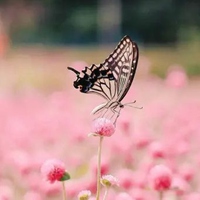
left=172, top=176, right=190, bottom=196
left=165, top=65, right=188, bottom=88
left=132, top=171, right=147, bottom=188
left=101, top=175, right=119, bottom=187
left=148, top=164, right=172, bottom=191
left=9, top=150, right=33, bottom=175
left=178, top=165, right=194, bottom=182
left=117, top=169, right=135, bottom=190
left=92, top=118, right=115, bottom=137
left=149, top=142, right=166, bottom=159
left=40, top=159, right=66, bottom=183
left=120, top=117, right=131, bottom=134
left=78, top=190, right=91, bottom=200
left=134, top=132, right=151, bottom=149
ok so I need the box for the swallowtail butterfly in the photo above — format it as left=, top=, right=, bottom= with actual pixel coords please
left=68, top=35, right=139, bottom=124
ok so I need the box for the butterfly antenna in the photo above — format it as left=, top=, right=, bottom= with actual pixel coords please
left=125, top=105, right=143, bottom=109
left=67, top=67, right=80, bottom=75
left=124, top=100, right=137, bottom=105
left=124, top=100, right=143, bottom=109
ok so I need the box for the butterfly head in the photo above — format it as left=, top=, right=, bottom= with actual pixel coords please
left=68, top=67, right=92, bottom=93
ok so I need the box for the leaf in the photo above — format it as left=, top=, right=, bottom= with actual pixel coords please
left=60, top=172, right=71, bottom=181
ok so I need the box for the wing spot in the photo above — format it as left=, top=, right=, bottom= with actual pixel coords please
left=122, top=68, right=129, bottom=74
left=80, top=72, right=85, bottom=78
left=117, top=48, right=121, bottom=53
left=109, top=57, right=113, bottom=62
left=124, top=52, right=128, bottom=60
left=113, top=53, right=117, bottom=58
left=118, top=61, right=122, bottom=66
left=113, top=71, right=118, bottom=78
left=121, top=57, right=125, bottom=62
left=115, top=67, right=120, bottom=73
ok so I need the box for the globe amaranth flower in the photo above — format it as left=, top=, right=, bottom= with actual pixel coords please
left=91, top=118, right=115, bottom=137
left=78, top=190, right=91, bottom=200
left=101, top=175, right=119, bottom=187
left=149, top=141, right=166, bottom=159
left=148, top=164, right=172, bottom=191
left=41, top=159, right=70, bottom=183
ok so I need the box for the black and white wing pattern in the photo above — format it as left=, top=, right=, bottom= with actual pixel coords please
left=68, top=35, right=139, bottom=123
left=98, top=35, right=138, bottom=102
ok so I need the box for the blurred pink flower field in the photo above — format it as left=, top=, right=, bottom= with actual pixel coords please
left=0, top=51, right=200, bottom=200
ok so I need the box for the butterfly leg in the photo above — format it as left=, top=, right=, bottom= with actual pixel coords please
left=93, top=105, right=111, bottom=120
left=113, top=107, right=122, bottom=124
left=93, top=103, right=122, bottom=124
left=109, top=104, right=122, bottom=124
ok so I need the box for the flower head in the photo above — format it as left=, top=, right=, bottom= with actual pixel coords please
left=172, top=176, right=190, bottom=196
left=101, top=175, right=119, bottom=187
left=78, top=190, right=91, bottom=200
left=149, top=141, right=166, bottom=159
left=179, top=164, right=194, bottom=182
left=41, top=159, right=69, bottom=183
left=117, top=169, right=135, bottom=190
left=148, top=164, right=172, bottom=191
left=165, top=65, right=188, bottom=88
left=91, top=118, right=115, bottom=137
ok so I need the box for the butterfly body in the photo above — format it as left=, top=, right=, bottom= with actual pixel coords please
left=68, top=35, right=139, bottom=123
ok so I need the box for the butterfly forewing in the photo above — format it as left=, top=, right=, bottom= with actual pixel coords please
left=117, top=38, right=138, bottom=102
left=99, top=36, right=139, bottom=102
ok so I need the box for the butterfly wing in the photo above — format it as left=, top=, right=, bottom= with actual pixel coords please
left=88, top=35, right=139, bottom=103
left=86, top=63, right=116, bottom=100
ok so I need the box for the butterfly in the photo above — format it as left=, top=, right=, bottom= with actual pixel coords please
left=68, top=35, right=139, bottom=124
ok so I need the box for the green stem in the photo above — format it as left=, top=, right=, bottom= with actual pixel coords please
left=102, top=188, right=109, bottom=200
left=62, top=181, right=67, bottom=200
left=96, top=136, right=103, bottom=200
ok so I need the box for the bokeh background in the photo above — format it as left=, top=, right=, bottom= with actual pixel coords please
left=0, top=0, right=200, bottom=199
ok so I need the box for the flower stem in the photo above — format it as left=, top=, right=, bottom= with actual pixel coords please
left=96, top=136, right=103, bottom=200
left=159, top=191, right=163, bottom=200
left=62, top=182, right=67, bottom=200
left=102, top=188, right=109, bottom=200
